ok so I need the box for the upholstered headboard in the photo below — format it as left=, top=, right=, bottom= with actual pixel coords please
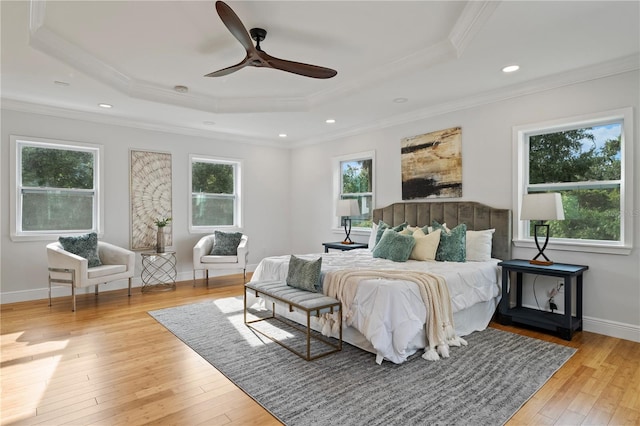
left=372, top=201, right=512, bottom=261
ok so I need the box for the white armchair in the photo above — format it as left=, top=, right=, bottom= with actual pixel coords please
left=46, top=241, right=135, bottom=311
left=193, top=234, right=249, bottom=286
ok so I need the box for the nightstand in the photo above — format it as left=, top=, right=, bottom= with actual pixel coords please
left=322, top=242, right=368, bottom=253
left=498, top=259, right=588, bottom=340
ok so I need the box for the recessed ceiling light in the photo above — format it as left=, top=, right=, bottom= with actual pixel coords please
left=174, top=85, right=189, bottom=93
left=502, top=65, right=520, bottom=73
left=203, top=121, right=216, bottom=126
left=54, top=80, right=70, bottom=87
left=98, top=103, right=113, bottom=109
left=393, top=97, right=408, bottom=103
left=325, top=119, right=336, bottom=124
left=278, top=133, right=287, bottom=138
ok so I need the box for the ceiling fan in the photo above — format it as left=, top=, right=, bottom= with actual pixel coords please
left=205, top=1, right=337, bottom=79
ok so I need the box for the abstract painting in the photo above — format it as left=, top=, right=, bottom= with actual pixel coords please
left=401, top=127, right=462, bottom=199
left=130, top=150, right=172, bottom=250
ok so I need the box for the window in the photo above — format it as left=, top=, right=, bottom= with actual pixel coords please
left=189, top=155, right=242, bottom=230
left=514, top=108, right=633, bottom=254
left=333, top=151, right=375, bottom=229
left=10, top=136, right=103, bottom=241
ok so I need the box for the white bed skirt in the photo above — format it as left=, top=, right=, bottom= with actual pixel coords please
left=245, top=291, right=500, bottom=364
left=248, top=251, right=502, bottom=364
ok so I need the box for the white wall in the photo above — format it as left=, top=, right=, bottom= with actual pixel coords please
left=290, top=71, right=640, bottom=341
left=1, top=109, right=292, bottom=302
left=2, top=71, right=638, bottom=342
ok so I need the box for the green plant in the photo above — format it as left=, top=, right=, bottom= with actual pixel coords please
left=154, top=216, right=172, bottom=228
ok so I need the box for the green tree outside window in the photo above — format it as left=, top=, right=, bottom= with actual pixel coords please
left=341, top=159, right=373, bottom=228
left=191, top=160, right=238, bottom=227
left=528, top=124, right=622, bottom=242
left=19, top=144, right=96, bottom=232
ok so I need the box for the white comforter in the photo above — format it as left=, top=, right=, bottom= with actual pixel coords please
left=250, top=249, right=501, bottom=363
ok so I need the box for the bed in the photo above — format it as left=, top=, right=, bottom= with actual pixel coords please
left=249, top=201, right=512, bottom=364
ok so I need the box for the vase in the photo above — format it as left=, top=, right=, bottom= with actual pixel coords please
left=156, top=227, right=165, bottom=253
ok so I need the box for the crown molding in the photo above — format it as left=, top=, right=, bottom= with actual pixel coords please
left=309, top=39, right=457, bottom=108
left=387, top=53, right=640, bottom=128
left=28, top=0, right=46, bottom=31
left=294, top=54, right=639, bottom=148
left=128, top=80, right=309, bottom=114
left=449, top=1, right=500, bottom=56
left=310, top=2, right=497, bottom=107
left=19, top=1, right=637, bottom=149
left=27, top=0, right=487, bottom=115
left=28, top=20, right=308, bottom=114
left=0, top=98, right=287, bottom=149
left=29, top=25, right=132, bottom=90
left=4, top=55, right=636, bottom=151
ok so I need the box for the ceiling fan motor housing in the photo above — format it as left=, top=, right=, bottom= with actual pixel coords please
left=250, top=28, right=267, bottom=43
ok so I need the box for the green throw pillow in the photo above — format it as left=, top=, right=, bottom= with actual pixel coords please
left=372, top=228, right=416, bottom=262
left=374, top=221, right=409, bottom=247
left=431, top=221, right=467, bottom=262
left=210, top=231, right=243, bottom=255
left=59, top=232, right=102, bottom=268
left=286, top=255, right=322, bottom=293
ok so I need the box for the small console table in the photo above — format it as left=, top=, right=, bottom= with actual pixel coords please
left=141, top=251, right=177, bottom=292
left=322, top=242, right=368, bottom=253
left=498, top=259, right=588, bottom=340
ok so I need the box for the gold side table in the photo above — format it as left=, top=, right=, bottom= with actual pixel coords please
left=141, top=251, right=177, bottom=292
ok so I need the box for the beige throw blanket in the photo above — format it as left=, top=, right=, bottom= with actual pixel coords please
left=323, top=269, right=467, bottom=361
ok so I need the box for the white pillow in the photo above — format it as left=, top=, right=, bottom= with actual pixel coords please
left=368, top=221, right=378, bottom=249
left=424, top=223, right=446, bottom=234
left=410, top=228, right=441, bottom=261
left=466, top=229, right=495, bottom=262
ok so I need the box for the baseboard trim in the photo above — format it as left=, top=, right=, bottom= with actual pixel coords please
left=4, top=275, right=637, bottom=343
left=516, top=303, right=639, bottom=343
left=0, top=277, right=144, bottom=305
left=582, top=316, right=640, bottom=343
left=0, top=265, right=257, bottom=305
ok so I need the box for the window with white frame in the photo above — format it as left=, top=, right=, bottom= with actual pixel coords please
left=334, top=151, right=375, bottom=228
left=10, top=135, right=102, bottom=240
left=514, top=108, right=633, bottom=253
left=189, top=155, right=242, bottom=230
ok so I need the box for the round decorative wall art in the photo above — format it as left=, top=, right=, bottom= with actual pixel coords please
left=130, top=150, right=172, bottom=250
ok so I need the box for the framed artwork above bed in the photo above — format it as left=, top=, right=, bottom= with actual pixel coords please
left=401, top=127, right=462, bottom=199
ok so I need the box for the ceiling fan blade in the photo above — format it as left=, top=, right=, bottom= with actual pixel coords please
left=205, top=57, right=250, bottom=77
left=261, top=51, right=337, bottom=79
left=209, top=2, right=337, bottom=80
left=215, top=1, right=255, bottom=53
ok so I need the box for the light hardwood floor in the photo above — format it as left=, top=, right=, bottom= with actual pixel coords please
left=1, top=275, right=638, bottom=425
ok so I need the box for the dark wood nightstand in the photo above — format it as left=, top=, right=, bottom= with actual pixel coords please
left=322, top=242, right=368, bottom=253
left=498, top=259, right=588, bottom=340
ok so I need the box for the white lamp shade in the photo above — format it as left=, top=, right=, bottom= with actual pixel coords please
left=520, top=193, right=565, bottom=221
left=336, top=199, right=360, bottom=217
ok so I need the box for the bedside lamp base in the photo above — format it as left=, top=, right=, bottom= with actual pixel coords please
left=529, top=259, right=554, bottom=266
left=531, top=224, right=553, bottom=266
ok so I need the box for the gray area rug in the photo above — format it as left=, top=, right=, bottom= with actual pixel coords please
left=149, top=297, right=576, bottom=426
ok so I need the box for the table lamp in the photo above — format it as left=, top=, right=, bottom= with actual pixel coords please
left=520, top=192, right=564, bottom=265
left=336, top=199, right=360, bottom=244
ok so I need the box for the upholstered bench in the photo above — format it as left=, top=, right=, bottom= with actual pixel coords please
left=244, top=280, right=342, bottom=361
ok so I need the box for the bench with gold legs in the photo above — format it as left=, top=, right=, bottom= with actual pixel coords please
left=244, top=280, right=342, bottom=361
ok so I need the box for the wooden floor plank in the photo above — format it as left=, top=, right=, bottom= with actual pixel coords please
left=2, top=274, right=638, bottom=426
